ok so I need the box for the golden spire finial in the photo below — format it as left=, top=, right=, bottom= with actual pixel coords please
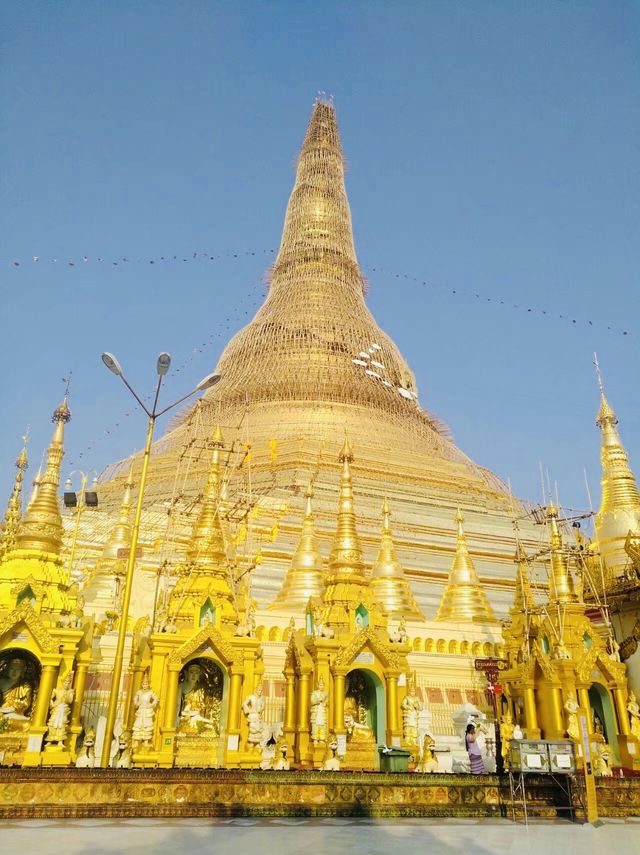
left=512, top=542, right=535, bottom=612
left=186, top=426, right=226, bottom=564
left=16, top=398, right=70, bottom=555
left=99, top=460, right=135, bottom=563
left=435, top=509, right=496, bottom=622
left=321, top=442, right=369, bottom=630
left=272, top=99, right=358, bottom=279
left=546, top=503, right=577, bottom=603
left=592, top=358, right=640, bottom=579
left=169, top=425, right=237, bottom=629
left=371, top=498, right=423, bottom=618
left=0, top=434, right=29, bottom=560
left=270, top=478, right=325, bottom=608
left=328, top=442, right=364, bottom=575
left=304, top=479, right=314, bottom=516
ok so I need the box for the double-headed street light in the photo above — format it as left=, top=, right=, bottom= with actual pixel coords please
left=99, top=351, right=221, bottom=767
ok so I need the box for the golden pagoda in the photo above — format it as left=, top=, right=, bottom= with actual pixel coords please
left=435, top=510, right=497, bottom=623
left=501, top=504, right=638, bottom=769
left=269, top=480, right=325, bottom=609
left=7, top=98, right=640, bottom=781
left=82, top=462, right=134, bottom=621
left=593, top=383, right=640, bottom=585
left=370, top=499, right=423, bottom=619
left=129, top=426, right=263, bottom=768
left=0, top=438, right=28, bottom=561
left=98, top=98, right=538, bottom=627
left=0, top=401, right=92, bottom=767
left=284, top=443, right=411, bottom=771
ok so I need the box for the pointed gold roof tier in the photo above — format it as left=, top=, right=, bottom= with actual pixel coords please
left=100, top=461, right=134, bottom=565
left=16, top=399, right=70, bottom=556
left=0, top=439, right=28, bottom=560
left=512, top=543, right=535, bottom=613
left=594, top=388, right=640, bottom=579
left=269, top=481, right=325, bottom=609
left=546, top=503, right=577, bottom=604
left=322, top=440, right=370, bottom=630
left=370, top=499, right=423, bottom=619
left=435, top=510, right=496, bottom=622
left=0, top=401, right=76, bottom=617
left=82, top=463, right=136, bottom=616
left=96, top=101, right=544, bottom=621
left=168, top=426, right=238, bottom=629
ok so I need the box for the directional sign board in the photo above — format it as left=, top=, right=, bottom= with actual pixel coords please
left=474, top=658, right=508, bottom=672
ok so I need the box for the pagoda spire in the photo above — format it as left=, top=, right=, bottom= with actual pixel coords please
left=186, top=425, right=226, bottom=565
left=82, top=462, right=136, bottom=618
left=168, top=426, right=237, bottom=628
left=592, top=358, right=640, bottom=578
left=99, top=461, right=135, bottom=563
left=546, top=502, right=577, bottom=603
left=435, top=509, right=496, bottom=622
left=203, top=100, right=424, bottom=428
left=16, top=399, right=70, bottom=556
left=271, top=98, right=360, bottom=292
left=0, top=437, right=29, bottom=560
left=370, top=498, right=423, bottom=618
left=270, top=480, right=325, bottom=609
left=322, top=439, right=369, bottom=630
left=512, top=542, right=535, bottom=613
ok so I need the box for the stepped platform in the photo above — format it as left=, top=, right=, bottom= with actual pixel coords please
left=0, top=768, right=638, bottom=819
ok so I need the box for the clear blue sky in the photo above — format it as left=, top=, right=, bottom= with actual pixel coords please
left=1, top=1, right=638, bottom=518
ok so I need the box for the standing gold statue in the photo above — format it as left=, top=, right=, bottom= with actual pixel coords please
left=628, top=691, right=640, bottom=740
left=132, top=672, right=159, bottom=748
left=499, top=711, right=515, bottom=768
left=46, top=673, right=74, bottom=747
left=310, top=677, right=328, bottom=744
left=564, top=691, right=580, bottom=742
left=400, top=679, right=422, bottom=744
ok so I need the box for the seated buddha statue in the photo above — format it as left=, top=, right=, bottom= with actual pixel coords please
left=0, top=657, right=35, bottom=731
left=344, top=674, right=375, bottom=744
left=177, top=661, right=221, bottom=735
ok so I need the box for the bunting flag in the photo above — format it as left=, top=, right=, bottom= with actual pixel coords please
left=8, top=249, right=276, bottom=268
left=6, top=247, right=630, bottom=339
left=367, top=265, right=631, bottom=338
left=67, top=284, right=263, bottom=467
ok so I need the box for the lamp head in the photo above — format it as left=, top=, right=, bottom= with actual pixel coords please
left=101, top=352, right=123, bottom=377
left=196, top=372, right=222, bottom=392
left=156, top=352, right=171, bottom=376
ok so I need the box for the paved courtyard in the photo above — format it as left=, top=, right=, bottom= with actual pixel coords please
left=1, top=817, right=639, bottom=855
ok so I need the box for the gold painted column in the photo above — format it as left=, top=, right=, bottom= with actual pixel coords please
left=125, top=668, right=143, bottom=730
left=69, top=662, right=89, bottom=731
left=614, top=687, right=631, bottom=736
left=577, top=688, right=593, bottom=733
left=386, top=674, right=399, bottom=742
left=163, top=668, right=180, bottom=730
left=32, top=664, right=59, bottom=728
left=523, top=686, right=540, bottom=737
left=550, top=687, right=565, bottom=738
left=284, top=672, right=296, bottom=735
left=296, top=673, right=310, bottom=734
left=227, top=669, right=243, bottom=734
left=333, top=672, right=346, bottom=733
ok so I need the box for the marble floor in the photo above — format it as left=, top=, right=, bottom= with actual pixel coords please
left=1, top=818, right=639, bottom=855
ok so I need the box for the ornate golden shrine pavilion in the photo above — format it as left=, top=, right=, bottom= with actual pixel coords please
left=1, top=100, right=640, bottom=775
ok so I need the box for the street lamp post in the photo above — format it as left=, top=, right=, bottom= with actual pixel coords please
left=98, top=351, right=220, bottom=767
